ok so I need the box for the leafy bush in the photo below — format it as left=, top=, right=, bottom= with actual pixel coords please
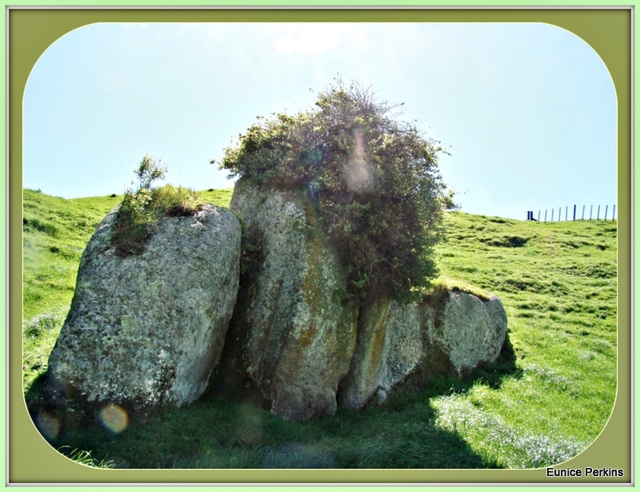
left=111, top=156, right=204, bottom=256
left=218, top=81, right=449, bottom=302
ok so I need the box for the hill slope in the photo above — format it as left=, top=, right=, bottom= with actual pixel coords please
left=20, top=188, right=617, bottom=469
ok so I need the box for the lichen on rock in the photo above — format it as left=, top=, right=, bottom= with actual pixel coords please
left=337, top=290, right=508, bottom=409
left=214, top=179, right=509, bottom=420
left=338, top=299, right=425, bottom=409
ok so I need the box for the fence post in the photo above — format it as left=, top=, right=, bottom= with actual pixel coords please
left=597, top=205, right=600, bottom=220
left=613, top=205, right=616, bottom=221
left=545, top=209, right=548, bottom=222
left=590, top=205, right=593, bottom=220
left=551, top=209, right=554, bottom=221
left=573, top=205, right=576, bottom=221
left=605, top=205, right=608, bottom=221
left=582, top=205, right=585, bottom=220
left=566, top=206, right=568, bottom=221
left=538, top=210, right=540, bottom=221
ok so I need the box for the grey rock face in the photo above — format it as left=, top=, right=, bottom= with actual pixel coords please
left=427, top=291, right=508, bottom=377
left=339, top=291, right=508, bottom=408
left=43, top=204, right=241, bottom=417
left=338, top=300, right=422, bottom=409
left=396, top=290, right=510, bottom=388
left=217, top=179, right=358, bottom=422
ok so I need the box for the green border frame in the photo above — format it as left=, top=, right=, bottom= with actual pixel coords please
left=5, top=6, right=633, bottom=485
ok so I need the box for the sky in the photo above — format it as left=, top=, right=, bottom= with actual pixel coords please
left=23, top=22, right=617, bottom=220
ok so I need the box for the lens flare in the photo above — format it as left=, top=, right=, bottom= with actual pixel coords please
left=345, top=128, right=373, bottom=192
left=36, top=410, right=60, bottom=440
left=98, top=403, right=129, bottom=434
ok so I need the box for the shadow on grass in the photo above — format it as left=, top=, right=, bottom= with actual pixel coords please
left=30, top=334, right=519, bottom=470
left=466, top=330, right=522, bottom=389
left=45, top=394, right=499, bottom=470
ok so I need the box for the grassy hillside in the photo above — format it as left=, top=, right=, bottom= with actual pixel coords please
left=21, top=188, right=617, bottom=469
left=433, top=213, right=617, bottom=466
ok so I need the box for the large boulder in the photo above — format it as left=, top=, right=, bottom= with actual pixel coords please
left=399, top=290, right=509, bottom=391
left=427, top=291, right=508, bottom=377
left=33, top=203, right=241, bottom=428
left=214, top=179, right=358, bottom=422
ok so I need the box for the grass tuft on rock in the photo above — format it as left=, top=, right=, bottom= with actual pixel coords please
left=111, top=157, right=204, bottom=257
left=422, top=275, right=494, bottom=303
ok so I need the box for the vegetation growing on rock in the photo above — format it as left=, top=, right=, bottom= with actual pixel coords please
left=112, top=155, right=204, bottom=256
left=217, top=81, right=450, bottom=302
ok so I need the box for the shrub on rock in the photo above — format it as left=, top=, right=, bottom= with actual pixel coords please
left=217, top=81, right=449, bottom=303
left=111, top=155, right=204, bottom=256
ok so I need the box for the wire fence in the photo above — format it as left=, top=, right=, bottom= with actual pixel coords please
left=526, top=205, right=616, bottom=222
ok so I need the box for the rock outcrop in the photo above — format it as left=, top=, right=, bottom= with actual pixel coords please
left=33, top=204, right=241, bottom=427
left=31, top=179, right=510, bottom=431
left=213, top=179, right=358, bottom=422
left=214, top=181, right=509, bottom=420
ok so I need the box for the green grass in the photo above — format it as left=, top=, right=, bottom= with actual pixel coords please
left=432, top=213, right=617, bottom=466
left=22, top=189, right=616, bottom=469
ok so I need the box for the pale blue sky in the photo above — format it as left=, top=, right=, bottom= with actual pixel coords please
left=23, top=22, right=617, bottom=220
